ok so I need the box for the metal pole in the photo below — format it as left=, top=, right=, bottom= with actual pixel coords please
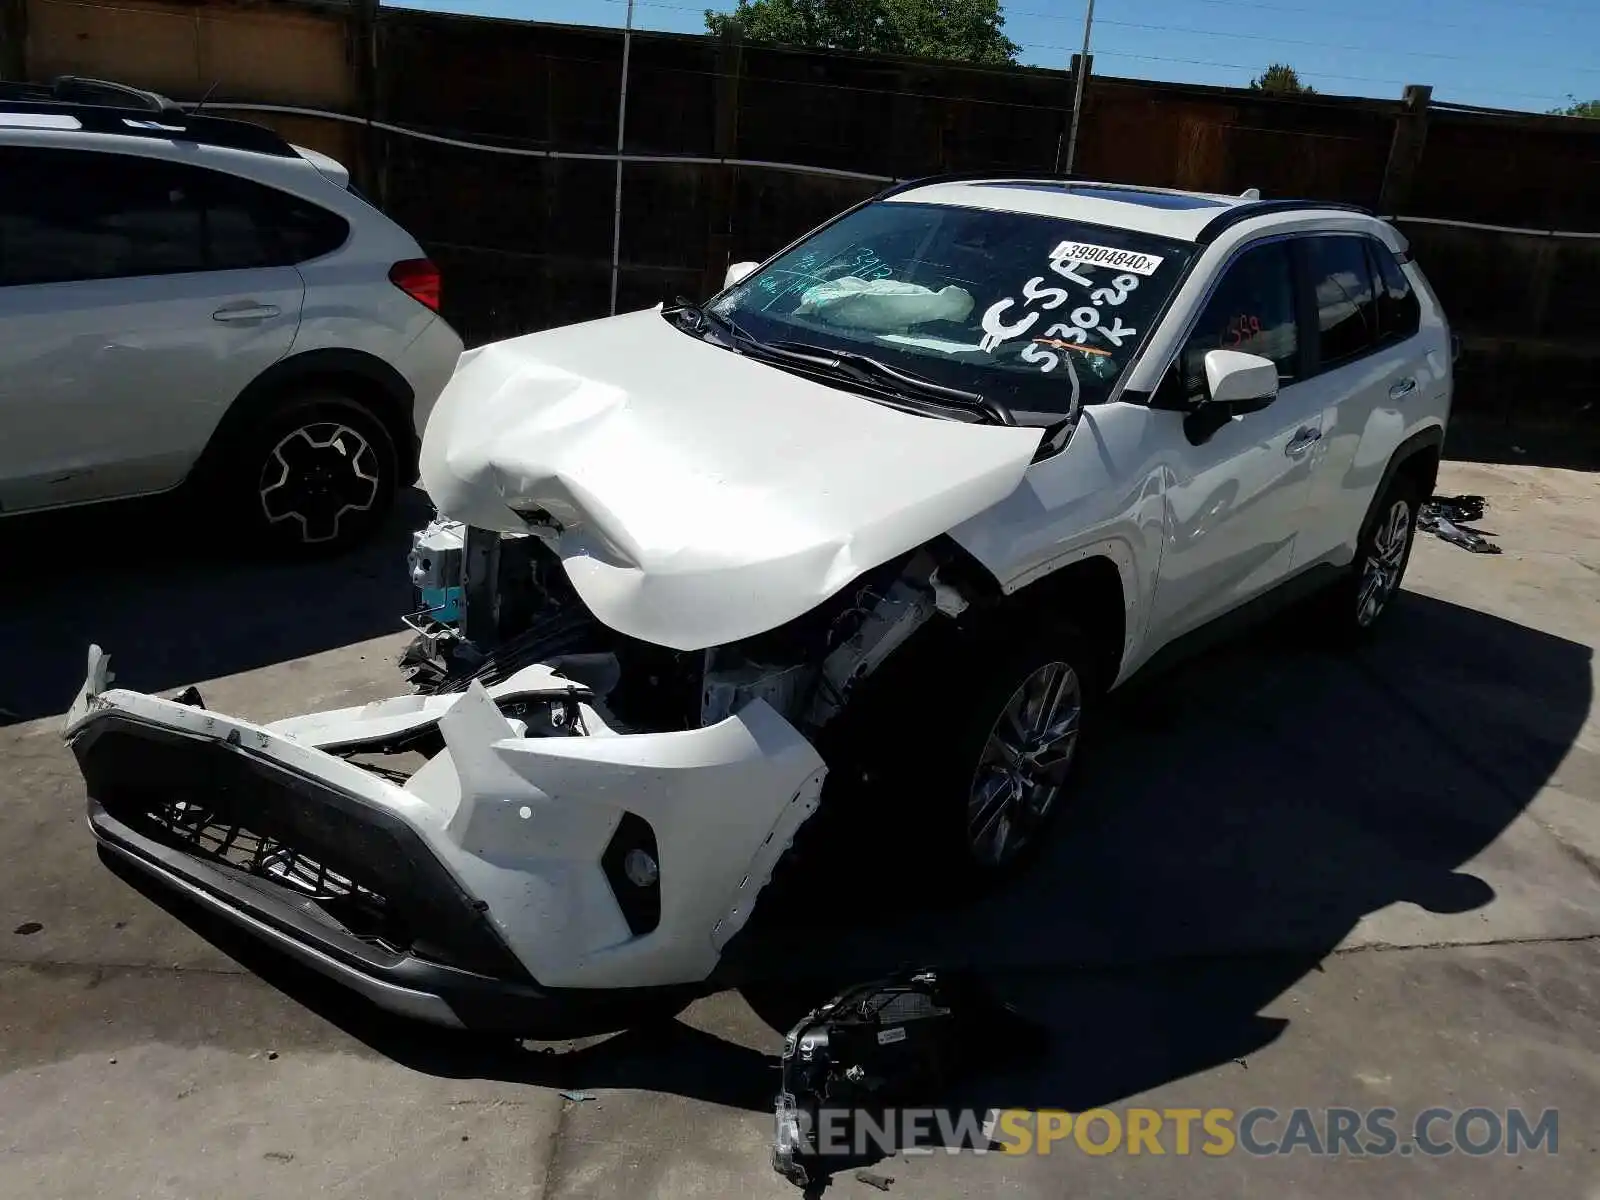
left=609, top=0, right=635, bottom=315
left=1063, top=0, right=1095, bottom=176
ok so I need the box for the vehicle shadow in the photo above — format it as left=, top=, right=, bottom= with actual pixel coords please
left=99, top=587, right=1592, bottom=1190
left=0, top=487, right=431, bottom=724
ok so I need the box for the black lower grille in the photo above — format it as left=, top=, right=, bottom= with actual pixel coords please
left=75, top=717, right=535, bottom=983
left=139, top=796, right=402, bottom=951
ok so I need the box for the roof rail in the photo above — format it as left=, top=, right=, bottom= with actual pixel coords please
left=877, top=172, right=1237, bottom=202
left=1194, top=198, right=1374, bottom=243
left=0, top=90, right=297, bottom=158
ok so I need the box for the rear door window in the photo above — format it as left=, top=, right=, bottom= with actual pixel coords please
left=1305, top=234, right=1380, bottom=368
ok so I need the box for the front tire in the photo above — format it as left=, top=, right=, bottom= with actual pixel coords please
left=737, top=619, right=1099, bottom=933
left=902, top=620, right=1099, bottom=889
left=221, top=393, right=399, bottom=556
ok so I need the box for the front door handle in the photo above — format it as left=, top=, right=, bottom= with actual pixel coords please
left=1285, top=427, right=1322, bottom=458
left=213, top=304, right=280, bottom=322
left=1389, top=377, right=1418, bottom=401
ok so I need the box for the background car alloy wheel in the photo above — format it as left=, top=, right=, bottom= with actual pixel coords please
left=967, top=660, right=1083, bottom=869
left=1356, top=499, right=1414, bottom=627
left=257, top=420, right=382, bottom=545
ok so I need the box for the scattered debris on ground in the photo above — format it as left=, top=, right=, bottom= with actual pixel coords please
left=1420, top=494, right=1502, bottom=554
left=855, top=1169, right=895, bottom=1191
left=772, top=968, right=1048, bottom=1187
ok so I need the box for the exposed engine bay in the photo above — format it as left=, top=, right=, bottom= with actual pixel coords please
left=399, top=517, right=980, bottom=744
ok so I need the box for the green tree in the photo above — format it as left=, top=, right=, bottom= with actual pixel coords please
left=1249, top=63, right=1316, bottom=95
left=705, top=0, right=1020, bottom=65
left=1548, top=96, right=1599, bottom=117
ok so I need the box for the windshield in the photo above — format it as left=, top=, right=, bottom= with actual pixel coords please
left=706, top=200, right=1194, bottom=423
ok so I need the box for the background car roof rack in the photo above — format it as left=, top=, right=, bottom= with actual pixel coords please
left=0, top=76, right=297, bottom=158
left=0, top=75, right=180, bottom=114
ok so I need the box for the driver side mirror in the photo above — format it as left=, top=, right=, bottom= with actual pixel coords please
left=724, top=260, right=759, bottom=289
left=1203, top=349, right=1279, bottom=413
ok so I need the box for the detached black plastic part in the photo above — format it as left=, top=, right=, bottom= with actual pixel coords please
left=771, top=968, right=1049, bottom=1186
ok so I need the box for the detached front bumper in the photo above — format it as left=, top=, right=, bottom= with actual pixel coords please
left=65, top=647, right=825, bottom=1030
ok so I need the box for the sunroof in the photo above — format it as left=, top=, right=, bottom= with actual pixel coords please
left=972, top=182, right=1231, bottom=210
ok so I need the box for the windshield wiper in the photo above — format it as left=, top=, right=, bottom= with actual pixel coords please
left=764, top=340, right=1015, bottom=426
left=663, top=302, right=1014, bottom=426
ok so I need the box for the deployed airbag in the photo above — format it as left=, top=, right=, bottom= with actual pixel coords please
left=795, top=277, right=975, bottom=333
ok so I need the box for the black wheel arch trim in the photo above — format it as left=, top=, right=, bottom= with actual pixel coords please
left=1360, top=424, right=1444, bottom=543
left=190, top=348, right=420, bottom=488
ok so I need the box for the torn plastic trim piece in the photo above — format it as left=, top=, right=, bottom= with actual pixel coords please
left=265, top=660, right=610, bottom=752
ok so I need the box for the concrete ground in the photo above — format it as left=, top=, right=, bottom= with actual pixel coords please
left=1, top=462, right=1596, bottom=1199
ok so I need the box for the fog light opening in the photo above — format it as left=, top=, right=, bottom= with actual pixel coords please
left=623, top=847, right=660, bottom=888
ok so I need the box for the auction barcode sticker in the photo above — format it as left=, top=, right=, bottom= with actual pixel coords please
left=1051, top=241, right=1165, bottom=276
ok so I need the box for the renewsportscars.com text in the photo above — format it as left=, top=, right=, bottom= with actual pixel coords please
left=791, top=1106, right=1560, bottom=1158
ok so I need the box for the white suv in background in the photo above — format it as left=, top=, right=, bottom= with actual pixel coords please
left=0, top=77, right=463, bottom=553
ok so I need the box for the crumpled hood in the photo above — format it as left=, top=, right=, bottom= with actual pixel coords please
left=420, top=308, right=1043, bottom=651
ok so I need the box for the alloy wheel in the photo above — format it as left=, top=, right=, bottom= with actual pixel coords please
left=257, top=422, right=381, bottom=545
left=967, top=660, right=1083, bottom=869
left=1356, top=499, right=1413, bottom=627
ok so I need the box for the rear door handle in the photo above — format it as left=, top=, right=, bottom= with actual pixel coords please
left=1285, top=427, right=1322, bottom=458
left=1389, top=377, right=1418, bottom=401
left=213, top=304, right=280, bottom=322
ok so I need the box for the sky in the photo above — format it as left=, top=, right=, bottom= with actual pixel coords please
left=393, top=0, right=1599, bottom=114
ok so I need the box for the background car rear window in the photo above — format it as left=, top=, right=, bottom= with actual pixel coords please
left=1306, top=234, right=1381, bottom=366
left=0, top=146, right=349, bottom=286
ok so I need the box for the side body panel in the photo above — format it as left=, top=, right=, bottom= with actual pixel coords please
left=954, top=212, right=1452, bottom=687
left=0, top=266, right=303, bottom=509
left=1294, top=240, right=1453, bottom=569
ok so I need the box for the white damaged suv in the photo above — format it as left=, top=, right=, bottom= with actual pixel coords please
left=65, top=176, right=1453, bottom=1029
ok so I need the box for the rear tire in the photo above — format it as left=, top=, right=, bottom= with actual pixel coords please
left=1323, top=472, right=1425, bottom=639
left=217, top=392, right=399, bottom=557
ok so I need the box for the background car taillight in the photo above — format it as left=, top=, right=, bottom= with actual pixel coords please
left=389, top=258, right=441, bottom=312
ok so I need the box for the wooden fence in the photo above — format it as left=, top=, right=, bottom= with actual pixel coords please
left=5, top=0, right=1598, bottom=463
